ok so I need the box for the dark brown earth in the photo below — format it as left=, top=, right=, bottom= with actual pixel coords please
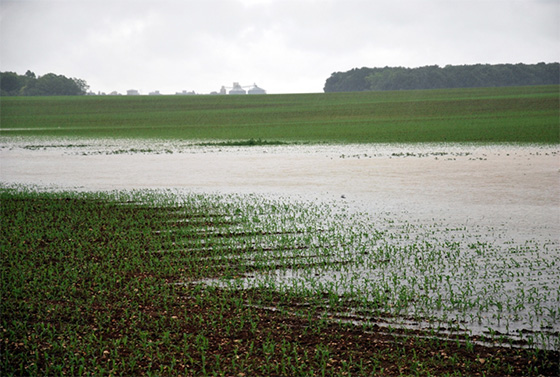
left=2, top=193, right=559, bottom=376
left=118, top=284, right=560, bottom=376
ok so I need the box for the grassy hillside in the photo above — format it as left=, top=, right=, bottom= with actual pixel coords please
left=1, top=85, right=558, bottom=143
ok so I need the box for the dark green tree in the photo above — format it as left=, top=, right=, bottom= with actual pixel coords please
left=72, top=77, right=89, bottom=94
left=27, top=73, right=77, bottom=95
left=1, top=70, right=88, bottom=96
left=0, top=72, right=25, bottom=95
left=324, top=63, right=560, bottom=92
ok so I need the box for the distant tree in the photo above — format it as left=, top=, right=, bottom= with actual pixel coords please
left=324, top=63, right=560, bottom=92
left=0, top=71, right=89, bottom=96
left=26, top=73, right=80, bottom=96
left=72, top=78, right=89, bottom=95
left=0, top=72, right=25, bottom=95
left=324, top=67, right=374, bottom=92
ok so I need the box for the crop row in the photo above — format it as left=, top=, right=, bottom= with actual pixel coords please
left=1, top=85, right=558, bottom=143
left=1, top=186, right=558, bottom=376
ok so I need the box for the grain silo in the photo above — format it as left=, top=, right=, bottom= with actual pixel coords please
left=229, top=82, right=246, bottom=95
left=248, top=83, right=266, bottom=95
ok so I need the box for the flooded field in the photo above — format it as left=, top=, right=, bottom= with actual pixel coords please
left=2, top=139, right=558, bottom=235
left=2, top=138, right=559, bottom=350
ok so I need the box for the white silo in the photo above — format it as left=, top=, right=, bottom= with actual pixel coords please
left=248, top=83, right=266, bottom=95
left=229, top=82, right=246, bottom=95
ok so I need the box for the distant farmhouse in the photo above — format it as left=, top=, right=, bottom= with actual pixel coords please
left=127, top=89, right=140, bottom=95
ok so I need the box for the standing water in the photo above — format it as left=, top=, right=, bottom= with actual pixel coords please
left=1, top=138, right=559, bottom=349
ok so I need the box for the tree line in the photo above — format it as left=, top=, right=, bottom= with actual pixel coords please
left=323, top=63, right=559, bottom=92
left=0, top=70, right=89, bottom=96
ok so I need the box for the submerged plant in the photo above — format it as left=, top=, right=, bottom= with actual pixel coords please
left=1, top=186, right=558, bottom=376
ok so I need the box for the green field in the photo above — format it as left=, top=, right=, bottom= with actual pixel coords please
left=2, top=85, right=560, bottom=376
left=2, top=188, right=558, bottom=376
left=1, top=85, right=558, bottom=143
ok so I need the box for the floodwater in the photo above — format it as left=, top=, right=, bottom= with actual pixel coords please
left=2, top=139, right=559, bottom=348
left=1, top=139, right=558, bottom=240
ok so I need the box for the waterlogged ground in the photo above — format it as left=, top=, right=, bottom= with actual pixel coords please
left=1, top=138, right=559, bottom=350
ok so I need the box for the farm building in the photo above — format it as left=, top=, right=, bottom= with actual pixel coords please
left=229, top=82, right=246, bottom=95
left=224, top=82, right=267, bottom=95
left=248, top=84, right=266, bottom=95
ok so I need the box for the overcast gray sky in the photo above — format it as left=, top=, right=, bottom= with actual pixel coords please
left=1, top=0, right=558, bottom=94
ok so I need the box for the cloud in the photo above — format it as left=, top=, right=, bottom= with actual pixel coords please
left=1, top=0, right=558, bottom=94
